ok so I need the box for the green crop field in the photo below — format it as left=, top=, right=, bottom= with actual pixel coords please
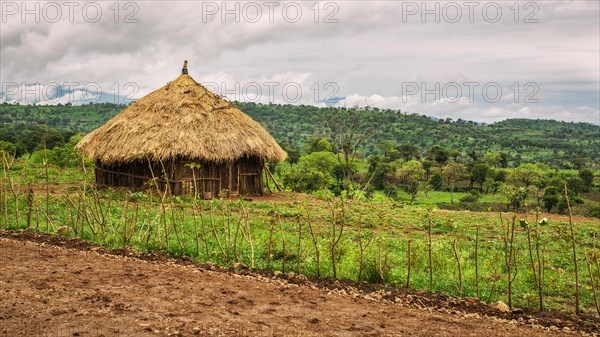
left=1, top=159, right=599, bottom=315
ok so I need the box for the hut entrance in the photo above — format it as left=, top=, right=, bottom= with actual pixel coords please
left=237, top=156, right=264, bottom=195
left=177, top=157, right=264, bottom=197
left=177, top=160, right=225, bottom=198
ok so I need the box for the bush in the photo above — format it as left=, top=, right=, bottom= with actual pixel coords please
left=28, top=134, right=84, bottom=168
left=579, top=168, right=594, bottom=192
left=428, top=172, right=444, bottom=190
left=0, top=140, right=16, bottom=157
left=557, top=196, right=585, bottom=214
left=362, top=254, right=388, bottom=284
left=459, top=190, right=480, bottom=203
left=282, top=166, right=330, bottom=193
left=280, top=151, right=340, bottom=193
left=587, top=203, right=600, bottom=219
left=313, top=188, right=334, bottom=200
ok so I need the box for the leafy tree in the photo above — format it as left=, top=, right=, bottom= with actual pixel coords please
left=502, top=185, right=528, bottom=210
left=579, top=168, right=594, bottom=192
left=0, top=140, right=16, bottom=157
left=394, top=160, right=425, bottom=204
left=298, top=151, right=339, bottom=177
left=543, top=187, right=560, bottom=212
left=397, top=143, right=421, bottom=162
left=428, top=172, right=444, bottom=190
left=494, top=169, right=507, bottom=183
left=45, top=135, right=84, bottom=168
left=304, top=137, right=332, bottom=153
left=395, top=160, right=425, bottom=182
left=471, top=162, right=492, bottom=192
left=378, top=141, right=399, bottom=161
left=572, top=158, right=588, bottom=170
left=567, top=177, right=585, bottom=195
left=442, top=162, right=467, bottom=191
left=483, top=152, right=502, bottom=168
left=468, top=150, right=480, bottom=162
left=483, top=152, right=509, bottom=168
left=282, top=166, right=329, bottom=193
left=511, top=163, right=544, bottom=188
left=428, top=145, right=449, bottom=165
left=498, top=152, right=509, bottom=168
left=490, top=181, right=504, bottom=195
left=322, top=107, right=375, bottom=196
left=278, top=140, right=300, bottom=164
left=448, top=149, right=461, bottom=162
left=367, top=155, right=396, bottom=190
left=422, top=159, right=435, bottom=180
left=281, top=151, right=339, bottom=192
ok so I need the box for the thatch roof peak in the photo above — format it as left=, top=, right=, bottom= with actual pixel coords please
left=76, top=65, right=287, bottom=164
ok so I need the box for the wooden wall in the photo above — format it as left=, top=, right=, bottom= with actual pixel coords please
left=95, top=156, right=264, bottom=197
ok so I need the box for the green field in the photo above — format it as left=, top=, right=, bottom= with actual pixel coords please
left=1, top=160, right=599, bottom=315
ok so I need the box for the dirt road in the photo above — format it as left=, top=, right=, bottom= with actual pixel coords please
left=0, top=231, right=594, bottom=337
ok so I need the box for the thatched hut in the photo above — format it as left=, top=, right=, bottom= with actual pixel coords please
left=76, top=61, right=287, bottom=197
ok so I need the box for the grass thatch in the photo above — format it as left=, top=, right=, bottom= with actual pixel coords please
left=76, top=72, right=287, bottom=164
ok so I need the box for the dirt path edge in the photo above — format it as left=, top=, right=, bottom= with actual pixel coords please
left=1, top=229, right=598, bottom=335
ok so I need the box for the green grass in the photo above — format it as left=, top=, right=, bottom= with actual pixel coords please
left=393, top=190, right=505, bottom=205
left=1, top=161, right=600, bottom=315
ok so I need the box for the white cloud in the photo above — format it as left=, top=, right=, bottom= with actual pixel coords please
left=337, top=93, right=599, bottom=124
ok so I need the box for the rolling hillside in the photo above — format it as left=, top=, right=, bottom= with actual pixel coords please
left=1, top=102, right=598, bottom=167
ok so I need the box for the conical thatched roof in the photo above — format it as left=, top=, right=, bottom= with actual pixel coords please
left=76, top=64, right=287, bottom=164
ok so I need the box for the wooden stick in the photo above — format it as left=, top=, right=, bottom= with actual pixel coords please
left=264, top=164, right=283, bottom=191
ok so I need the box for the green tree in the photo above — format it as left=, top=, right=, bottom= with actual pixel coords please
left=304, top=137, right=332, bottom=153
left=567, top=177, right=585, bottom=195
left=282, top=166, right=329, bottom=193
left=543, top=186, right=560, bottom=212
left=448, top=149, right=461, bottom=162
left=367, top=155, right=397, bottom=190
left=502, top=185, right=528, bottom=210
left=471, top=162, right=492, bottom=192
left=397, top=143, right=421, bottom=162
left=278, top=140, right=301, bottom=164
left=442, top=162, right=467, bottom=191
left=511, top=163, right=544, bottom=188
left=579, top=168, right=594, bottom=192
left=281, top=151, right=339, bottom=192
left=46, top=135, right=84, bottom=168
left=494, top=169, right=507, bottom=183
left=422, top=159, right=435, bottom=180
left=0, top=140, right=16, bottom=157
left=428, top=172, right=444, bottom=190
left=395, top=160, right=425, bottom=204
left=428, top=145, right=449, bottom=165
left=322, top=107, right=375, bottom=196
left=483, top=152, right=502, bottom=168
left=498, top=152, right=509, bottom=168
left=572, top=158, right=588, bottom=170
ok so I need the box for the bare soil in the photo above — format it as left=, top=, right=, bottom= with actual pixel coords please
left=1, top=230, right=598, bottom=337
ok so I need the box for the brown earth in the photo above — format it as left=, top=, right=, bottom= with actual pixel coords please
left=1, top=230, right=598, bottom=337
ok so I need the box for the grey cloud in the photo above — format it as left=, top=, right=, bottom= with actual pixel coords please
left=0, top=0, right=598, bottom=124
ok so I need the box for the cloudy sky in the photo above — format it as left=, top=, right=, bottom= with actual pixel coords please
left=1, top=0, right=599, bottom=124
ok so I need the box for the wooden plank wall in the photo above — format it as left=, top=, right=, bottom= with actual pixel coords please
left=95, top=156, right=265, bottom=197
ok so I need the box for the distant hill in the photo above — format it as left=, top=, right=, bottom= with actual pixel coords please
left=0, top=102, right=598, bottom=167
left=234, top=102, right=599, bottom=167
